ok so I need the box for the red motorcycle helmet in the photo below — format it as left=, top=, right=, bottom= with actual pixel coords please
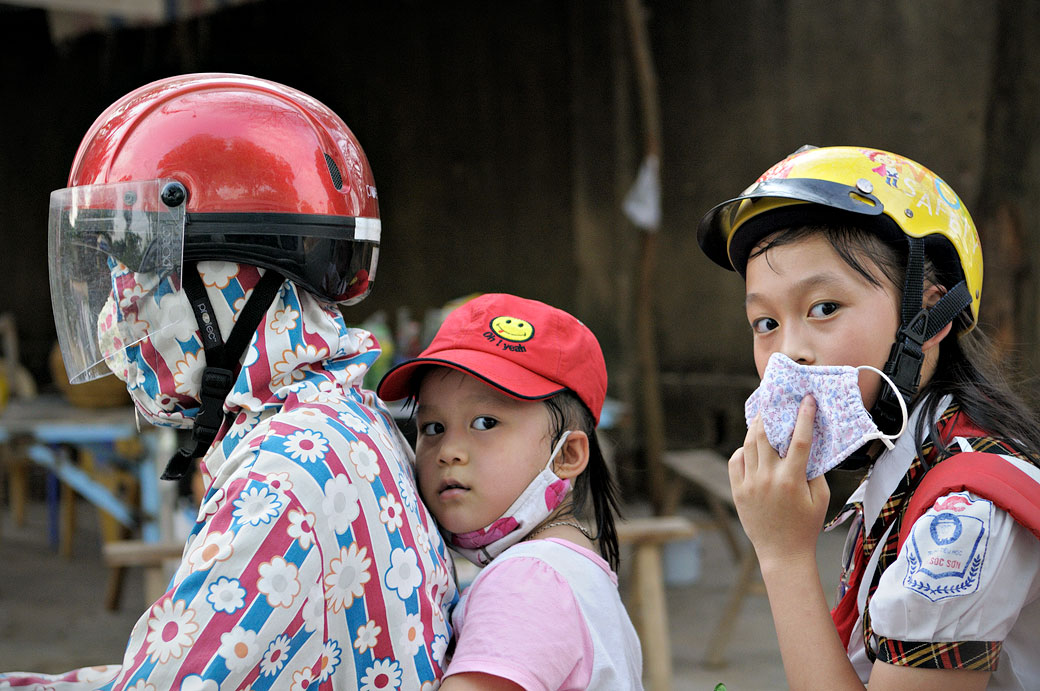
left=66, top=72, right=381, bottom=305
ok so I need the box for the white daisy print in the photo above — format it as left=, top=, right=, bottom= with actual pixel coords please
left=257, top=556, right=301, bottom=609
left=337, top=409, right=369, bottom=433
left=305, top=382, right=343, bottom=406
left=154, top=391, right=179, bottom=410
left=180, top=675, right=219, bottom=691
left=187, top=530, right=234, bottom=572
left=301, top=584, right=325, bottom=633
left=360, top=658, right=402, bottom=691
left=322, top=475, right=361, bottom=534
left=317, top=641, right=342, bottom=682
left=378, top=494, right=404, bottom=533
left=75, top=666, right=119, bottom=683
left=272, top=344, right=329, bottom=388
left=426, top=567, right=450, bottom=622
left=260, top=635, right=292, bottom=677
left=384, top=547, right=422, bottom=600
left=289, top=665, right=316, bottom=691
left=348, top=441, right=380, bottom=481
left=353, top=620, right=382, bottom=654
left=266, top=471, right=294, bottom=494
left=287, top=508, right=317, bottom=549
left=173, top=351, right=204, bottom=396
left=157, top=291, right=200, bottom=342
left=343, top=362, right=367, bottom=386
left=218, top=625, right=260, bottom=672
left=397, top=613, right=424, bottom=656
left=145, top=598, right=199, bottom=663
left=413, top=520, right=432, bottom=554
left=199, top=261, right=239, bottom=289
left=126, top=680, right=157, bottom=691
left=283, top=430, right=328, bottom=463
left=206, top=576, right=247, bottom=614
left=355, top=330, right=377, bottom=352
left=232, top=287, right=254, bottom=315
left=325, top=543, right=371, bottom=613
left=232, top=485, right=283, bottom=526
left=431, top=635, right=448, bottom=667
left=241, top=337, right=260, bottom=368
left=283, top=378, right=315, bottom=396
left=396, top=473, right=418, bottom=514
left=227, top=410, right=261, bottom=439
left=270, top=306, right=299, bottom=334
left=199, top=487, right=226, bottom=521
left=118, top=282, right=148, bottom=309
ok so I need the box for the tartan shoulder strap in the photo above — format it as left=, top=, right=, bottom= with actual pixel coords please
left=897, top=451, right=1040, bottom=549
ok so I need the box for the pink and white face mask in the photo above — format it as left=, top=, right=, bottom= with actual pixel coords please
left=744, top=353, right=908, bottom=479
left=449, top=431, right=573, bottom=566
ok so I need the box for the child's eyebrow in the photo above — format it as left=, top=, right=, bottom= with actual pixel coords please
left=745, top=272, right=847, bottom=308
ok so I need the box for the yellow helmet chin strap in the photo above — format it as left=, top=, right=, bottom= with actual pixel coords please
left=871, top=238, right=973, bottom=438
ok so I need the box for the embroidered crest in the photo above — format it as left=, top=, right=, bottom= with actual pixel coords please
left=903, top=492, right=990, bottom=602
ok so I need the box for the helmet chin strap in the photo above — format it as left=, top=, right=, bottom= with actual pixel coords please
left=161, top=263, right=285, bottom=480
left=840, top=238, right=973, bottom=471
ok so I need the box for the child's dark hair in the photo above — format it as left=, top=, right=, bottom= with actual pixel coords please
left=754, top=224, right=1040, bottom=462
left=544, top=391, right=622, bottom=571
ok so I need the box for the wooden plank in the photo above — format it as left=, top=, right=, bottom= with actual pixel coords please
left=616, top=515, right=697, bottom=544
left=662, top=449, right=734, bottom=507
left=103, top=539, right=183, bottom=567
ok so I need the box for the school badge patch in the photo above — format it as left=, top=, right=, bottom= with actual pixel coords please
left=903, top=492, right=991, bottom=602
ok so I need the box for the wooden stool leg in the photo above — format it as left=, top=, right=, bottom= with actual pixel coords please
left=705, top=547, right=760, bottom=667
left=10, top=457, right=28, bottom=527
left=60, top=482, right=76, bottom=558
left=94, top=464, right=137, bottom=610
left=105, top=565, right=127, bottom=610
left=634, top=542, right=672, bottom=691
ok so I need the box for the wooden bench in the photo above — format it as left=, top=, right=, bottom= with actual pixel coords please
left=103, top=539, right=184, bottom=607
left=662, top=449, right=766, bottom=668
left=617, top=514, right=697, bottom=691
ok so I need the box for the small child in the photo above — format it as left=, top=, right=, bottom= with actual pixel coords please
left=698, top=146, right=1040, bottom=690
left=378, top=293, right=644, bottom=690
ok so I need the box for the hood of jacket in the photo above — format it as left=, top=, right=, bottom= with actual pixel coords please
left=106, top=260, right=382, bottom=446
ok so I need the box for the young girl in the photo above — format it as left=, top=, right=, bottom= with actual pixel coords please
left=698, top=146, right=1040, bottom=690
left=377, top=292, right=643, bottom=690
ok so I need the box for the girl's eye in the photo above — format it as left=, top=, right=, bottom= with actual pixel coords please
left=419, top=421, right=444, bottom=436
left=809, top=302, right=839, bottom=318
left=472, top=416, right=498, bottom=431
left=750, top=316, right=779, bottom=334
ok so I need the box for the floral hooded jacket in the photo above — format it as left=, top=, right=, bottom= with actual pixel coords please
left=1, top=262, right=457, bottom=690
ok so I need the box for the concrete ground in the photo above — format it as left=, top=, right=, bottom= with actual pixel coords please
left=0, top=497, right=845, bottom=690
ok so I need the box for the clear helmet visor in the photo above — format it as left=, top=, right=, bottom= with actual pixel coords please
left=48, top=179, right=187, bottom=384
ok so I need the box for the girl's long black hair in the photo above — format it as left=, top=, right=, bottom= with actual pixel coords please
left=545, top=392, right=622, bottom=571
left=755, top=224, right=1040, bottom=462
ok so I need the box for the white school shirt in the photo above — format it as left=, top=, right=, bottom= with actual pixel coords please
left=834, top=398, right=1040, bottom=688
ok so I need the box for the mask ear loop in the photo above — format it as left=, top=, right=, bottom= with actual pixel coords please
left=857, top=365, right=908, bottom=448
left=546, top=430, right=573, bottom=473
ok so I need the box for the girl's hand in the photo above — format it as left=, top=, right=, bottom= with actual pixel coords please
left=728, top=395, right=830, bottom=569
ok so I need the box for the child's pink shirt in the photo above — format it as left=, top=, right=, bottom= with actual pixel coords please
left=445, top=537, right=643, bottom=690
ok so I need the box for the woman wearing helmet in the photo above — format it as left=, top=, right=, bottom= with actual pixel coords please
left=699, top=146, right=1040, bottom=690
left=3, top=74, right=456, bottom=689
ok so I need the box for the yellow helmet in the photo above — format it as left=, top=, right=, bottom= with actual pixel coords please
left=698, top=145, right=983, bottom=331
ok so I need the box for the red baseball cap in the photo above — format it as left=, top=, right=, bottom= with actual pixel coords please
left=377, top=293, right=608, bottom=424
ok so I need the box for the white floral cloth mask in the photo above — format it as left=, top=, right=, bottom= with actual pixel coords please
left=449, top=431, right=573, bottom=566
left=744, top=353, right=908, bottom=479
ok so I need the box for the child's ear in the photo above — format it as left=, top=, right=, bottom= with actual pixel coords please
left=553, top=431, right=590, bottom=480
left=921, top=284, right=954, bottom=353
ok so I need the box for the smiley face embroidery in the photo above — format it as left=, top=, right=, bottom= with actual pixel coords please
left=489, top=315, right=534, bottom=343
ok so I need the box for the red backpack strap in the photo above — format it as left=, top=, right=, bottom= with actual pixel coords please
left=897, top=451, right=1040, bottom=551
